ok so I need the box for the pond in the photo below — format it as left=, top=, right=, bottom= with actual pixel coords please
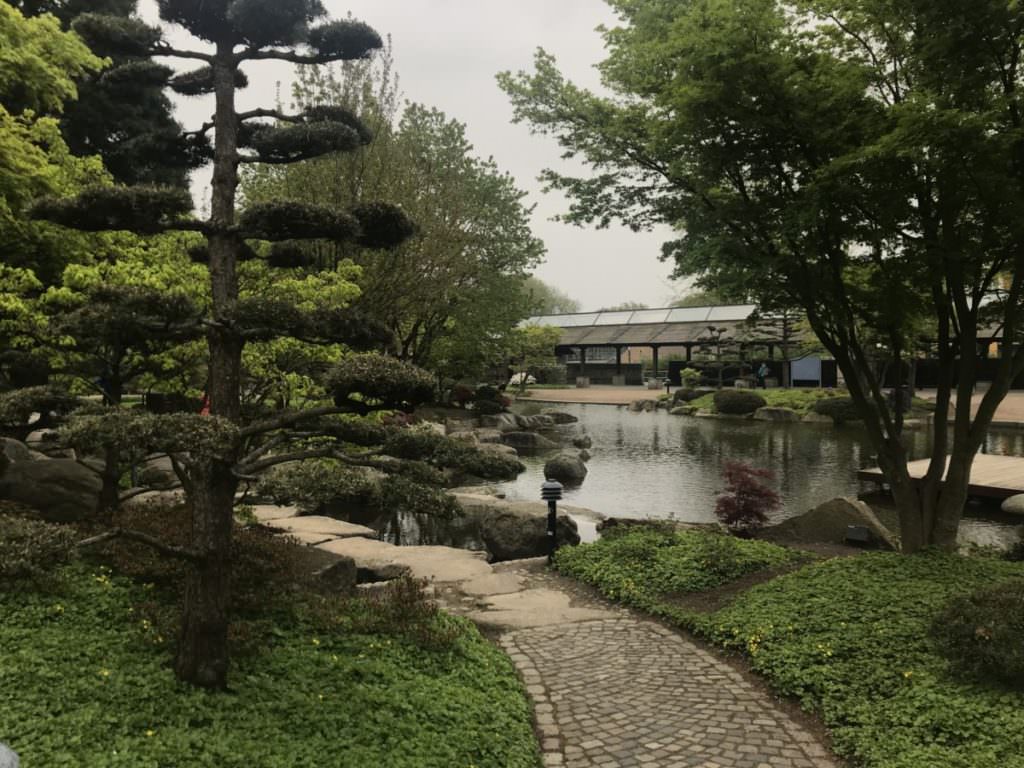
left=496, top=402, right=1024, bottom=549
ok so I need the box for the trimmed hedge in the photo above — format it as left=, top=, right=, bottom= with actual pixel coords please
left=712, top=389, right=766, bottom=415
left=811, top=395, right=862, bottom=423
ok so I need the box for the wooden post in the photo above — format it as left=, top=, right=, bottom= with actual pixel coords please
left=651, top=346, right=659, bottom=379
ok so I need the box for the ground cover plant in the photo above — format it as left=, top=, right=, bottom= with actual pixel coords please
left=0, top=561, right=540, bottom=768
left=556, top=528, right=1024, bottom=768
left=553, top=526, right=799, bottom=611
left=686, top=388, right=935, bottom=420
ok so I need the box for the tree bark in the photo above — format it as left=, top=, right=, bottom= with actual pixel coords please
left=174, top=45, right=242, bottom=690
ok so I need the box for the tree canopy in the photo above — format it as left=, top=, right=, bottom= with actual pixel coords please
left=500, top=0, right=1024, bottom=551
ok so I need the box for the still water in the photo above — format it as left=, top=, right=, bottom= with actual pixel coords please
left=497, top=403, right=1024, bottom=548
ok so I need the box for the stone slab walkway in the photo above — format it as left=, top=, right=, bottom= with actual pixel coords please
left=440, top=559, right=839, bottom=768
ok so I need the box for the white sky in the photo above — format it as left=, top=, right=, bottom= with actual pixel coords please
left=138, top=0, right=682, bottom=310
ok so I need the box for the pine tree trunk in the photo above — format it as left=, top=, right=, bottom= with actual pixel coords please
left=174, top=46, right=242, bottom=690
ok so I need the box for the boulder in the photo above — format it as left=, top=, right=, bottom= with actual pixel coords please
left=314, top=556, right=358, bottom=593
left=0, top=459, right=101, bottom=522
left=478, top=442, right=519, bottom=458
left=447, top=430, right=479, bottom=445
left=473, top=428, right=503, bottom=444
left=801, top=412, right=833, bottom=424
left=578, top=449, right=592, bottom=462
left=544, top=453, right=588, bottom=485
left=444, top=417, right=475, bottom=434
left=542, top=410, right=579, bottom=425
left=516, top=414, right=556, bottom=430
left=477, top=413, right=520, bottom=432
left=670, top=405, right=697, bottom=416
left=122, top=489, right=186, bottom=511
left=764, top=497, right=897, bottom=550
left=1002, top=494, right=1024, bottom=516
left=628, top=399, right=658, bottom=412
left=0, top=743, right=18, bottom=768
left=572, top=435, right=592, bottom=449
left=0, top=438, right=31, bottom=464
left=754, top=407, right=801, bottom=422
left=501, top=431, right=558, bottom=452
left=138, top=455, right=177, bottom=488
left=453, top=493, right=582, bottom=562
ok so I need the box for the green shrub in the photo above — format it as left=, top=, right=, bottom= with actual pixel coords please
left=0, top=514, right=77, bottom=582
left=554, top=526, right=797, bottom=608
left=712, top=389, right=766, bottom=415
left=679, top=367, right=702, bottom=388
left=932, top=578, right=1024, bottom=687
left=812, top=395, right=862, bottom=423
left=473, top=398, right=504, bottom=415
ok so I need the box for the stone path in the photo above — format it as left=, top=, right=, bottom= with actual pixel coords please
left=440, top=559, right=839, bottom=768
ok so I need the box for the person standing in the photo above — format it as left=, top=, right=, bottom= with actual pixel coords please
left=757, top=362, right=769, bottom=388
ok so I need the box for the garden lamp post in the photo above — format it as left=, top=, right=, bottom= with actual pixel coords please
left=541, top=479, right=564, bottom=564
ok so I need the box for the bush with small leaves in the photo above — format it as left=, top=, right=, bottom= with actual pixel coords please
left=327, top=354, right=436, bottom=410
left=351, top=202, right=416, bottom=249
left=812, top=395, right=862, bottom=424
left=679, top=368, right=702, bottom=388
left=31, top=186, right=195, bottom=234
left=72, top=13, right=163, bottom=57
left=714, top=461, right=780, bottom=534
left=712, top=389, right=766, bottom=415
left=0, top=514, right=78, bottom=582
left=238, top=201, right=360, bottom=241
left=249, top=122, right=364, bottom=164
left=307, top=19, right=383, bottom=59
left=170, top=65, right=249, bottom=96
left=932, top=578, right=1024, bottom=688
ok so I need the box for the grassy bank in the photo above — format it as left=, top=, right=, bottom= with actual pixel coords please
left=555, top=527, right=1024, bottom=768
left=683, top=387, right=936, bottom=418
left=0, top=522, right=540, bottom=767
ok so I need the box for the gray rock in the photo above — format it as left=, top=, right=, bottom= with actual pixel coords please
left=454, top=493, right=581, bottom=562
left=542, top=410, right=579, bottom=425
left=445, top=417, right=475, bottom=434
left=357, top=562, right=413, bottom=583
left=544, top=453, right=588, bottom=485
left=501, top=431, right=558, bottom=452
left=477, top=413, right=520, bottom=432
left=0, top=438, right=31, bottom=464
left=754, top=406, right=801, bottom=422
left=515, top=414, right=556, bottom=430
left=572, top=435, right=592, bottom=449
left=670, top=405, right=697, bottom=416
left=578, top=449, right=592, bottom=462
left=627, top=399, right=658, bottom=412
left=314, top=556, right=358, bottom=593
left=1002, top=494, right=1024, bottom=516
left=0, top=459, right=101, bottom=522
left=764, top=497, right=897, bottom=550
left=801, top=412, right=833, bottom=423
left=138, top=455, right=177, bottom=488
left=0, top=743, right=18, bottom=768
left=478, top=442, right=519, bottom=458
left=473, top=428, right=503, bottom=444
left=447, top=430, right=479, bottom=445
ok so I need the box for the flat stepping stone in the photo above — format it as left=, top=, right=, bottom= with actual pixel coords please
left=459, top=572, right=525, bottom=597
left=281, top=531, right=340, bottom=547
left=317, top=537, right=492, bottom=583
left=467, top=587, right=618, bottom=631
left=264, top=515, right=375, bottom=539
left=249, top=504, right=301, bottom=523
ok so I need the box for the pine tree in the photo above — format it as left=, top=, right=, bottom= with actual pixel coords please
left=6, top=0, right=207, bottom=187
left=31, top=1, right=427, bottom=689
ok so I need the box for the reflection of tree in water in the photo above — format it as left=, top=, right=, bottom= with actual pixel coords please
left=331, top=504, right=485, bottom=549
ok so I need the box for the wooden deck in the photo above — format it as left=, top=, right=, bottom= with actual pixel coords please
left=857, top=454, right=1024, bottom=499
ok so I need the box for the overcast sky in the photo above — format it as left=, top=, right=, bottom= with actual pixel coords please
left=138, top=0, right=682, bottom=310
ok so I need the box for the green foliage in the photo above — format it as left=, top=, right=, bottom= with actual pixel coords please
left=226, top=0, right=324, bottom=48
left=169, top=65, right=248, bottom=96
left=350, top=201, right=416, bottom=249
left=932, top=578, right=1024, bottom=688
left=30, top=185, right=194, bottom=234
left=238, top=201, right=359, bottom=242
left=0, top=513, right=77, bottom=582
left=61, top=410, right=238, bottom=461
left=812, top=395, right=862, bottom=424
left=248, top=121, right=365, bottom=164
left=698, top=554, right=1024, bottom=768
left=327, top=353, right=436, bottom=410
left=382, top=427, right=525, bottom=480
left=0, top=385, right=80, bottom=439
left=71, top=13, right=162, bottom=58
left=554, top=527, right=797, bottom=610
left=712, top=389, right=766, bottom=415
left=306, top=19, right=382, bottom=59
left=678, top=368, right=701, bottom=388
left=0, top=563, right=540, bottom=767
left=258, top=460, right=380, bottom=514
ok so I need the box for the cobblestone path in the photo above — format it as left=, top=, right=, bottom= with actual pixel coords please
left=441, top=560, right=838, bottom=768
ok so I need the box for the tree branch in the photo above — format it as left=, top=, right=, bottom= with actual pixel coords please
left=150, top=44, right=214, bottom=63
left=76, top=528, right=202, bottom=562
left=239, top=405, right=352, bottom=438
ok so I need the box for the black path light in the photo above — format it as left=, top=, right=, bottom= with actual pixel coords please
left=541, top=479, right=564, bottom=564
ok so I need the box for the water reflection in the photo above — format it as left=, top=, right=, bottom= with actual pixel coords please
left=498, top=403, right=1024, bottom=548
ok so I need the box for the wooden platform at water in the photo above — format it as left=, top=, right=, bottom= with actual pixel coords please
left=857, top=454, right=1024, bottom=499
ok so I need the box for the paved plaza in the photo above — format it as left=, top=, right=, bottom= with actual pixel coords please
left=441, top=559, right=839, bottom=768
